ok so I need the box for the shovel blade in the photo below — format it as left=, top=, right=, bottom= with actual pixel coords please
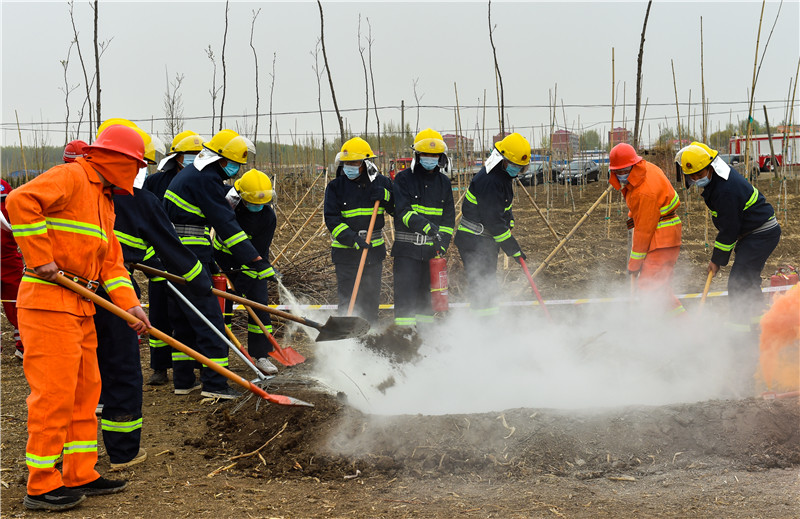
left=314, top=315, right=371, bottom=342
left=279, top=346, right=306, bottom=365
left=265, top=393, right=315, bottom=407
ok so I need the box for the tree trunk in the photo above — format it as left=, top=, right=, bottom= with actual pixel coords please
left=317, top=0, right=345, bottom=145
left=632, top=0, right=652, bottom=150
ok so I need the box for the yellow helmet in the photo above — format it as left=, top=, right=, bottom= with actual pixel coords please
left=234, top=169, right=273, bottom=204
left=170, top=130, right=199, bottom=153
left=339, top=137, right=374, bottom=162
left=96, top=118, right=157, bottom=164
left=413, top=128, right=447, bottom=154
left=204, top=129, right=249, bottom=164
left=680, top=141, right=717, bottom=175
left=495, top=133, right=531, bottom=166
left=172, top=134, right=204, bottom=154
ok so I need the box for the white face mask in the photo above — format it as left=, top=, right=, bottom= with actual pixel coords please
left=616, top=173, right=630, bottom=185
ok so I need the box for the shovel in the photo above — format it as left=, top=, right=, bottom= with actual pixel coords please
left=518, top=258, right=553, bottom=322
left=222, top=273, right=305, bottom=366
left=54, top=273, right=312, bottom=407
left=133, top=264, right=370, bottom=342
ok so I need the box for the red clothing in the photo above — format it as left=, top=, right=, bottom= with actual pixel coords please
left=6, top=158, right=140, bottom=495
left=1, top=179, right=23, bottom=337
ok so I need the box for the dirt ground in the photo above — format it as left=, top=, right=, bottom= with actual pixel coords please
left=2, top=171, right=800, bottom=518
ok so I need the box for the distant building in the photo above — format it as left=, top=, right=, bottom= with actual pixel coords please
left=442, top=133, right=475, bottom=155
left=551, top=130, right=579, bottom=155
left=608, top=127, right=631, bottom=147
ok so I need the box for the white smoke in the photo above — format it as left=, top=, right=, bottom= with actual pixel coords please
left=311, top=293, right=757, bottom=415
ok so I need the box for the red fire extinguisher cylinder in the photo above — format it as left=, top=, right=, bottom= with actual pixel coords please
left=429, top=255, right=449, bottom=312
left=211, top=274, right=228, bottom=314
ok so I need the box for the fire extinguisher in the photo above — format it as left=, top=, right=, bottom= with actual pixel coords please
left=429, top=254, right=449, bottom=312
left=211, top=274, right=227, bottom=314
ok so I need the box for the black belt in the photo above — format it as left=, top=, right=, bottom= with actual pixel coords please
left=173, top=224, right=207, bottom=237
left=358, top=229, right=383, bottom=242
left=395, top=231, right=432, bottom=245
left=25, top=268, right=99, bottom=300
left=459, top=217, right=490, bottom=236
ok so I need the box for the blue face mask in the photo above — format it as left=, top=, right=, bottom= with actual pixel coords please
left=223, top=161, right=240, bottom=178
left=419, top=157, right=439, bottom=171
left=343, top=165, right=361, bottom=180
left=616, top=173, right=630, bottom=185
left=182, top=154, right=195, bottom=167
left=506, top=163, right=522, bottom=177
left=244, top=201, right=264, bottom=212
left=693, top=175, right=711, bottom=188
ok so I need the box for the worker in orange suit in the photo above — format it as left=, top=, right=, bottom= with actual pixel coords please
left=6, top=124, right=152, bottom=512
left=608, top=143, right=684, bottom=315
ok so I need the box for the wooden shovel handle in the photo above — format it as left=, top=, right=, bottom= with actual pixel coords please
left=700, top=270, right=714, bottom=306
left=347, top=200, right=381, bottom=316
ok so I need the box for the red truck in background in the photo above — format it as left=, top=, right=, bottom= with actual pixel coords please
left=388, top=157, right=412, bottom=180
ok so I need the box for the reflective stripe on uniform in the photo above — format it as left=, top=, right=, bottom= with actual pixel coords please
left=46, top=217, right=108, bottom=241
left=660, top=192, right=680, bottom=215
left=114, top=230, right=147, bottom=250
left=744, top=187, right=759, bottom=210
left=164, top=190, right=205, bottom=217
left=103, top=276, right=134, bottom=293
left=394, top=317, right=416, bottom=327
left=223, top=231, right=248, bottom=248
left=12, top=220, right=47, bottom=237
left=464, top=189, right=478, bottom=205
left=21, top=273, right=57, bottom=286
left=172, top=352, right=193, bottom=362
left=101, top=417, right=143, bottom=433
left=411, top=204, right=443, bottom=216
left=247, top=323, right=264, bottom=334
left=493, top=229, right=511, bottom=243
left=714, top=240, right=736, bottom=252
left=25, top=452, right=60, bottom=468
left=183, top=260, right=203, bottom=282
left=341, top=207, right=385, bottom=218
left=149, top=338, right=168, bottom=348
left=656, top=216, right=681, bottom=229
left=630, top=250, right=647, bottom=260
left=179, top=236, right=210, bottom=247
left=63, top=440, right=97, bottom=455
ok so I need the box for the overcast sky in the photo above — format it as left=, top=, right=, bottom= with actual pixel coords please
left=2, top=0, right=798, bottom=151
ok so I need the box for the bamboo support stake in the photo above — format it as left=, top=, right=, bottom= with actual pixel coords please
left=15, top=110, right=28, bottom=183
left=671, top=60, right=690, bottom=231
left=272, top=199, right=324, bottom=265
left=277, top=170, right=324, bottom=233
left=531, top=185, right=613, bottom=279
left=273, top=199, right=300, bottom=236
left=290, top=220, right=327, bottom=262
left=518, top=181, right=574, bottom=260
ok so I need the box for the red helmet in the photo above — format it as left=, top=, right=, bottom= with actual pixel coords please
left=63, top=140, right=88, bottom=163
left=609, top=143, right=642, bottom=170
left=85, top=125, right=146, bottom=168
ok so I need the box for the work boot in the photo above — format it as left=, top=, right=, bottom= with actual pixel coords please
left=110, top=448, right=147, bottom=472
left=147, top=369, right=169, bottom=386
left=200, top=386, right=241, bottom=401
left=255, top=357, right=279, bottom=375
left=67, top=477, right=128, bottom=496
left=24, top=486, right=86, bottom=511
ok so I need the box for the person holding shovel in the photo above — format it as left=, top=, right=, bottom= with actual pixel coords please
left=324, top=137, right=394, bottom=324
left=6, top=124, right=150, bottom=511
left=142, top=130, right=204, bottom=386
left=454, top=132, right=528, bottom=316
left=391, top=128, right=456, bottom=328
left=164, top=129, right=270, bottom=400
left=214, top=168, right=279, bottom=375
left=609, top=142, right=684, bottom=315
left=676, top=141, right=781, bottom=329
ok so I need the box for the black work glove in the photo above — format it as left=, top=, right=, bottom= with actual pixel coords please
left=424, top=223, right=440, bottom=237
left=354, top=236, right=370, bottom=250
left=370, top=184, right=390, bottom=204
left=513, top=251, right=527, bottom=264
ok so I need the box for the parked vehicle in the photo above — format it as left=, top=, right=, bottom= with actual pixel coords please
left=557, top=160, right=600, bottom=184
left=388, top=157, right=412, bottom=180
left=519, top=161, right=562, bottom=186
left=718, top=153, right=760, bottom=181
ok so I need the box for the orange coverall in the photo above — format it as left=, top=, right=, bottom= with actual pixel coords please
left=7, top=158, right=139, bottom=496
left=610, top=160, right=684, bottom=314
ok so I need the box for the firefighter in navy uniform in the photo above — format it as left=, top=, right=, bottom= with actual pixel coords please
left=141, top=131, right=204, bottom=386
left=454, top=133, right=530, bottom=315
left=676, top=141, right=781, bottom=329
left=391, top=129, right=456, bottom=328
left=324, top=137, right=394, bottom=324
left=164, top=129, right=269, bottom=400
left=95, top=172, right=212, bottom=472
left=214, top=169, right=279, bottom=375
